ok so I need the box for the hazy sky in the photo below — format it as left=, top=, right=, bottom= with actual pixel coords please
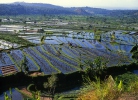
left=0, top=0, right=138, bottom=9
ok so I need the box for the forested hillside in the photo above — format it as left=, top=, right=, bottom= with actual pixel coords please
left=0, top=2, right=138, bottom=16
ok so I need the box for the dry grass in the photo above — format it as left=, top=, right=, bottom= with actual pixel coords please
left=77, top=76, right=123, bottom=100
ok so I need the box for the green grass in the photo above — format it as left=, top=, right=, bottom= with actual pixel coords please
left=0, top=33, right=35, bottom=46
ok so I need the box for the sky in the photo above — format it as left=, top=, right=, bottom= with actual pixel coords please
left=0, top=0, right=138, bottom=10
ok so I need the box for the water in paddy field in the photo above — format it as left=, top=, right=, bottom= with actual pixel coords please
left=0, top=30, right=135, bottom=74
left=0, top=40, right=20, bottom=49
left=133, top=70, right=138, bottom=75
left=0, top=30, right=134, bottom=75
left=0, top=25, right=24, bottom=32
left=20, top=31, right=134, bottom=66
left=0, top=30, right=137, bottom=98
left=0, top=88, right=23, bottom=100
left=22, top=31, right=135, bottom=52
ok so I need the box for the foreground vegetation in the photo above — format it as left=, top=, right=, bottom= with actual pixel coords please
left=78, top=73, right=138, bottom=100
left=0, top=14, right=138, bottom=100
left=1, top=61, right=138, bottom=100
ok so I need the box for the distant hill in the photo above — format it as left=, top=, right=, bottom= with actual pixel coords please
left=0, top=2, right=137, bottom=16
left=0, top=2, right=76, bottom=15
left=13, top=2, right=63, bottom=9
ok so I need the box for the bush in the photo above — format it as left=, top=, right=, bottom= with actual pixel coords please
left=77, top=73, right=138, bottom=100
left=116, top=72, right=138, bottom=91
left=77, top=76, right=122, bottom=100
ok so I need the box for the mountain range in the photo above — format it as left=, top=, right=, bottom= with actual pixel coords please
left=0, top=2, right=138, bottom=16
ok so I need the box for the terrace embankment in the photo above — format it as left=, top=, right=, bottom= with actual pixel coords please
left=0, top=63, right=138, bottom=95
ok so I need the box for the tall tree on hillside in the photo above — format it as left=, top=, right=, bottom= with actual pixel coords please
left=43, top=74, right=58, bottom=100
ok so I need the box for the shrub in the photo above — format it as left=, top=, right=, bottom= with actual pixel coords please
left=116, top=72, right=138, bottom=91
left=77, top=75, right=123, bottom=100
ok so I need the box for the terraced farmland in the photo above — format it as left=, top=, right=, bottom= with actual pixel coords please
left=0, top=52, right=19, bottom=76
left=0, top=31, right=134, bottom=76
left=0, top=43, right=131, bottom=76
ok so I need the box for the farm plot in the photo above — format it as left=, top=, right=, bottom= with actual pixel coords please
left=10, top=50, right=23, bottom=66
left=42, top=44, right=58, bottom=55
left=61, top=46, right=79, bottom=58
left=52, top=44, right=130, bottom=67
left=0, top=44, right=132, bottom=76
left=0, top=53, right=14, bottom=67
left=79, top=39, right=95, bottom=48
left=87, top=40, right=105, bottom=49
left=0, top=52, right=19, bottom=76
left=49, top=45, right=79, bottom=66
left=42, top=44, right=78, bottom=60
left=1, top=65, right=17, bottom=76
left=84, top=47, right=130, bottom=66
left=43, top=44, right=77, bottom=58
left=10, top=50, right=39, bottom=71
left=47, top=44, right=129, bottom=67
left=23, top=48, right=59, bottom=74
left=63, top=45, right=97, bottom=61
left=33, top=46, right=79, bottom=74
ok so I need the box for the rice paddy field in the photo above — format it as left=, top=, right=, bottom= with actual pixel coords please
left=0, top=29, right=136, bottom=76
left=0, top=16, right=138, bottom=100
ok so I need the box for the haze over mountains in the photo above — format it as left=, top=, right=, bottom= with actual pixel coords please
left=0, top=2, right=138, bottom=16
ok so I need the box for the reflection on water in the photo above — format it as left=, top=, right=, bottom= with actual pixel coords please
left=133, top=70, right=138, bottom=75
left=0, top=40, right=20, bottom=49
left=22, top=31, right=135, bottom=54
left=0, top=88, right=23, bottom=100
left=17, top=30, right=136, bottom=68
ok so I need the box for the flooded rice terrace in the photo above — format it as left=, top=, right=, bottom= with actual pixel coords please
left=0, top=22, right=138, bottom=99
left=19, top=30, right=136, bottom=69
left=0, top=88, right=24, bottom=100
left=0, top=25, right=137, bottom=76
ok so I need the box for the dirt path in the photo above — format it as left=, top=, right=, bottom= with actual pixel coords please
left=18, top=86, right=52, bottom=100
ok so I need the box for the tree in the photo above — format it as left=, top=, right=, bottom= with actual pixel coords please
left=20, top=55, right=29, bottom=73
left=37, top=28, right=44, bottom=33
left=80, top=26, right=84, bottom=30
left=78, top=53, right=83, bottom=70
left=84, top=57, right=108, bottom=76
left=130, top=44, right=138, bottom=63
left=40, top=36, right=46, bottom=44
left=111, top=31, right=115, bottom=42
left=56, top=48, right=61, bottom=56
left=43, top=74, right=58, bottom=100
left=88, top=25, right=92, bottom=29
